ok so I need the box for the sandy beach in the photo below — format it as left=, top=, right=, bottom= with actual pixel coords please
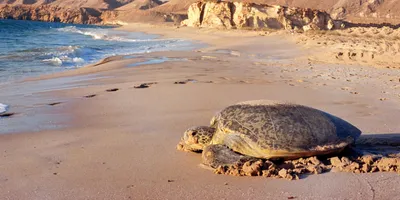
left=1, top=23, right=400, bottom=200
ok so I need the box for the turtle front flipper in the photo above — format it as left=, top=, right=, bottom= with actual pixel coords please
left=211, top=131, right=270, bottom=159
left=202, top=144, right=254, bottom=168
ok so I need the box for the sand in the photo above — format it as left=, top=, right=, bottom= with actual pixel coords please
left=293, top=27, right=400, bottom=69
left=1, top=24, right=400, bottom=199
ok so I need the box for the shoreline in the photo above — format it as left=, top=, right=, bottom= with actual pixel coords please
left=1, top=22, right=400, bottom=199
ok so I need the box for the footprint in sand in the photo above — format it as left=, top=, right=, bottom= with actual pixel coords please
left=106, top=88, right=119, bottom=92
left=174, top=81, right=187, bottom=84
left=84, top=94, right=97, bottom=98
left=134, top=82, right=157, bottom=89
left=48, top=102, right=62, bottom=106
left=174, top=79, right=197, bottom=84
left=134, top=84, right=150, bottom=89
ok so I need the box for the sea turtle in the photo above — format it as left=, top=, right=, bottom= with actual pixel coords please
left=177, top=100, right=362, bottom=169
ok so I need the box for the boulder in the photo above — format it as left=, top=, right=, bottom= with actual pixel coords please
left=181, top=1, right=342, bottom=31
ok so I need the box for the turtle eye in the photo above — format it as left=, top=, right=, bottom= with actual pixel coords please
left=188, top=131, right=199, bottom=144
left=190, top=131, right=198, bottom=137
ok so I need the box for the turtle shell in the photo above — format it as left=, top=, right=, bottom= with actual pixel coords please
left=209, top=100, right=361, bottom=159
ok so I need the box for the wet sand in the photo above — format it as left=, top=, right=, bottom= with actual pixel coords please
left=0, top=24, right=400, bottom=199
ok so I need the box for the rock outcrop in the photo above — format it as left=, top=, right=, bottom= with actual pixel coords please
left=181, top=1, right=342, bottom=31
left=0, top=5, right=118, bottom=24
left=0, top=1, right=175, bottom=25
left=0, top=0, right=136, bottom=10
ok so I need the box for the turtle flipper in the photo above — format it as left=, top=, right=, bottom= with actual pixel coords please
left=353, top=134, right=400, bottom=156
left=202, top=144, right=254, bottom=168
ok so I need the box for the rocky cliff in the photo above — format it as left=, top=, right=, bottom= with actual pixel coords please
left=0, top=0, right=136, bottom=10
left=1, top=0, right=400, bottom=26
left=0, top=0, right=185, bottom=24
left=0, top=5, right=119, bottom=24
left=181, top=1, right=342, bottom=31
left=158, top=0, right=400, bottom=25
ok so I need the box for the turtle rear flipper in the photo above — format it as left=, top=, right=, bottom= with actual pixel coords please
left=353, top=134, right=400, bottom=157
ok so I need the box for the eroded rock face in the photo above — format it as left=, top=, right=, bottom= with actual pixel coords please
left=182, top=1, right=342, bottom=31
left=0, top=5, right=118, bottom=24
left=201, top=1, right=233, bottom=29
left=183, top=2, right=203, bottom=27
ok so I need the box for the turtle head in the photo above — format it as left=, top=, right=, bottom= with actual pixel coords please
left=177, top=126, right=216, bottom=152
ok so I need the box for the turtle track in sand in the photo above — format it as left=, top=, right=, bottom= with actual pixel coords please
left=295, top=26, right=400, bottom=69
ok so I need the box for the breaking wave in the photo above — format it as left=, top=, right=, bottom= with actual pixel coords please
left=57, top=26, right=143, bottom=42
left=42, top=56, right=85, bottom=66
left=0, top=20, right=195, bottom=82
left=56, top=26, right=176, bottom=43
left=0, top=103, right=9, bottom=114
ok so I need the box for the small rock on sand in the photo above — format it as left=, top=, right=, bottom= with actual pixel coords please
left=0, top=112, right=15, bottom=117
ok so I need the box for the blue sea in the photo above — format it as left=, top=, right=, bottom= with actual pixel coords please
left=0, top=20, right=193, bottom=83
left=0, top=20, right=197, bottom=134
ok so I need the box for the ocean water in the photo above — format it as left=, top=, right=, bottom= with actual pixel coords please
left=0, top=19, right=194, bottom=83
left=0, top=20, right=198, bottom=134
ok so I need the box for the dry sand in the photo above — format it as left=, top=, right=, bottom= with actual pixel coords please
left=294, top=27, right=400, bottom=69
left=1, top=24, right=400, bottom=199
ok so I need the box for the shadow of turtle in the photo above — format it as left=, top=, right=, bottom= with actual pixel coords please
left=352, top=133, right=400, bottom=157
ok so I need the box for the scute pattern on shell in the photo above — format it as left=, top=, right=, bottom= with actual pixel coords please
left=212, top=102, right=361, bottom=152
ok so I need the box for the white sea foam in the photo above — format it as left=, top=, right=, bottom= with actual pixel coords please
left=57, top=26, right=123, bottom=41
left=1, top=20, right=195, bottom=83
left=42, top=46, right=80, bottom=59
left=0, top=103, right=9, bottom=114
left=42, top=56, right=85, bottom=66
left=72, top=57, right=85, bottom=63
left=57, top=45, right=80, bottom=52
left=43, top=57, right=63, bottom=66
left=56, top=26, right=176, bottom=43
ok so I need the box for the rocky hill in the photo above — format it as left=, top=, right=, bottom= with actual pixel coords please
left=181, top=1, right=343, bottom=31
left=157, top=0, right=400, bottom=24
left=261, top=0, right=400, bottom=24
left=1, top=0, right=400, bottom=25
left=0, top=0, right=135, bottom=10
left=0, top=4, right=118, bottom=24
left=116, top=0, right=163, bottom=11
left=0, top=0, right=167, bottom=24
